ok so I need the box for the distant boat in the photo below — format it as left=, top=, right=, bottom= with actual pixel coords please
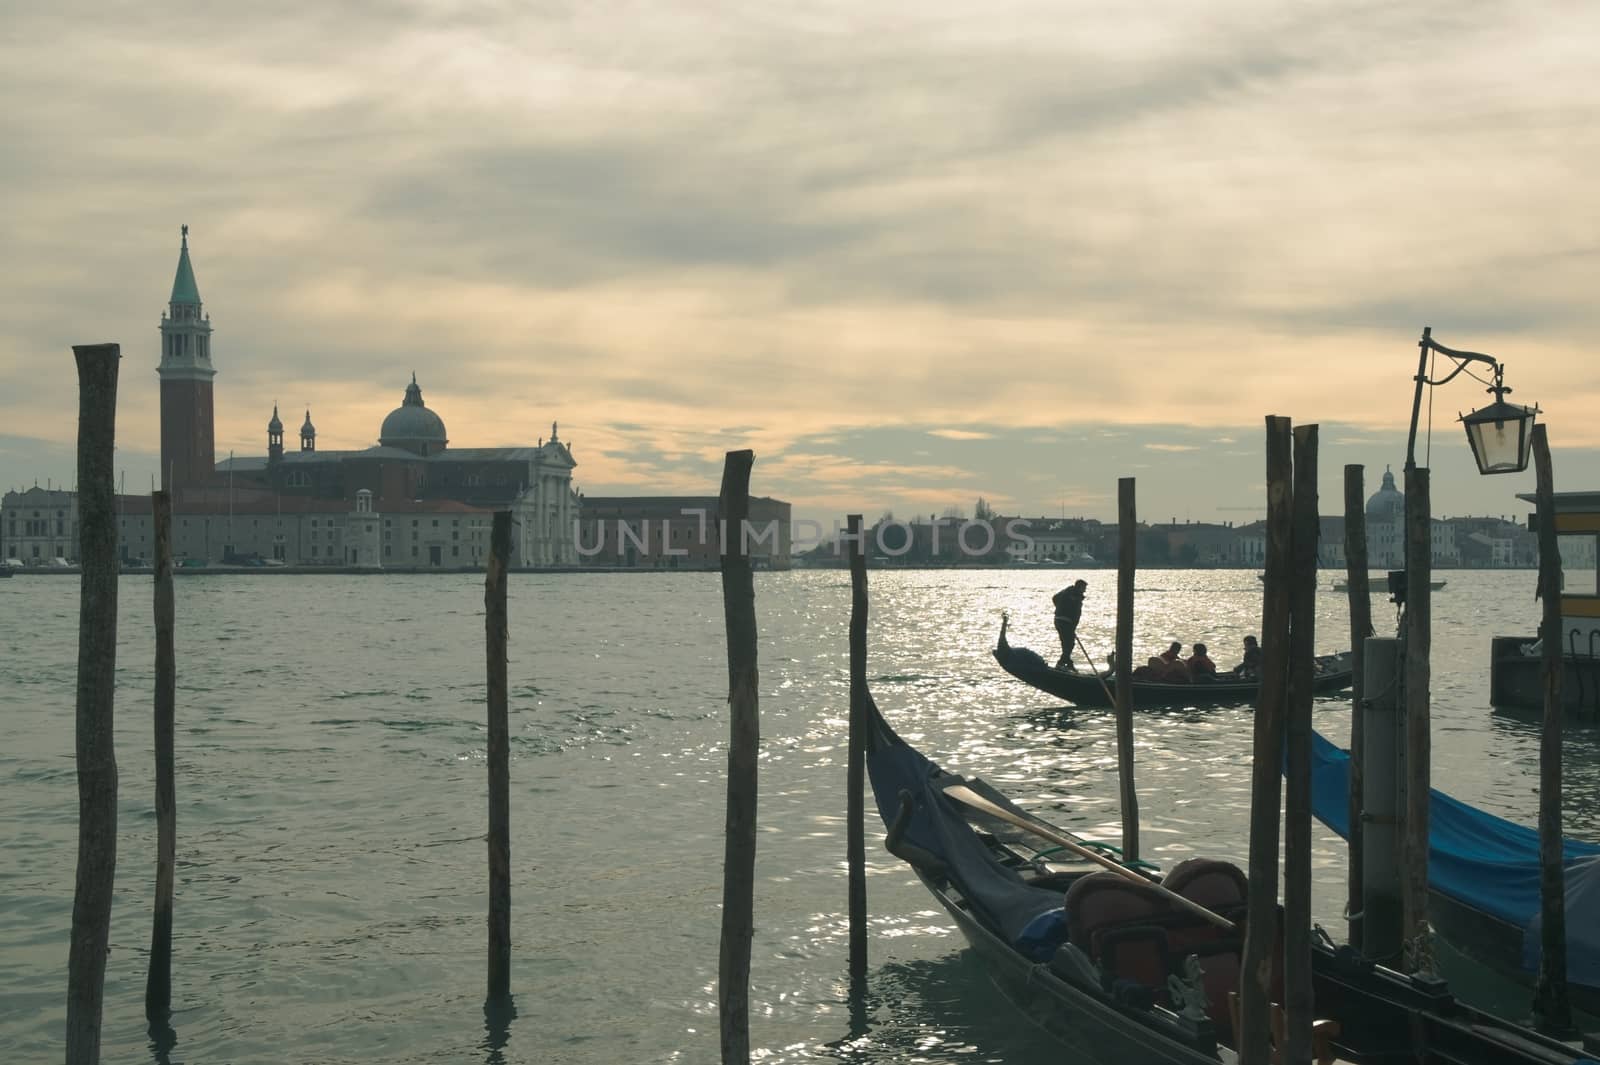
left=1330, top=578, right=1446, bottom=593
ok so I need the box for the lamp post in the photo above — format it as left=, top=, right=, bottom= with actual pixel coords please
left=1396, top=327, right=1539, bottom=977
left=1405, top=326, right=1539, bottom=477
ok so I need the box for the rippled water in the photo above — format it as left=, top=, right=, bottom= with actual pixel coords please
left=2, top=569, right=1595, bottom=1063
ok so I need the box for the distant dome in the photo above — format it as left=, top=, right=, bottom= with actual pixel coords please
left=1366, top=466, right=1403, bottom=519
left=267, top=405, right=283, bottom=433
left=379, top=374, right=448, bottom=456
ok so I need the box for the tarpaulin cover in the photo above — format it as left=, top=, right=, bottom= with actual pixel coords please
left=1310, top=730, right=1600, bottom=979
left=865, top=698, right=1064, bottom=944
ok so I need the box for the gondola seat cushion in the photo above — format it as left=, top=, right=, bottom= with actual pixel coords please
left=1064, top=872, right=1175, bottom=995
left=1163, top=858, right=1250, bottom=1035
left=1163, top=858, right=1248, bottom=913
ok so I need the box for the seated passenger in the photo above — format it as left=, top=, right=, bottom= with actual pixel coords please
left=1234, top=635, right=1262, bottom=677
left=1187, top=643, right=1217, bottom=680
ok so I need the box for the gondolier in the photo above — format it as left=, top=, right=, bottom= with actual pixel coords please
left=1052, top=579, right=1088, bottom=669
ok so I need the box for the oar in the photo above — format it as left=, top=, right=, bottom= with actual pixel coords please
left=940, top=782, right=1237, bottom=932
left=1073, top=634, right=1117, bottom=706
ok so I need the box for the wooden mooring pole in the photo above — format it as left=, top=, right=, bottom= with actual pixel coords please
left=1240, top=415, right=1292, bottom=1065
left=1283, top=424, right=1319, bottom=1065
left=1402, top=465, right=1432, bottom=973
left=1530, top=424, right=1571, bottom=1032
left=718, top=450, right=759, bottom=1065
left=1114, top=477, right=1139, bottom=862
left=1342, top=464, right=1371, bottom=952
left=145, top=490, right=176, bottom=1022
left=486, top=511, right=512, bottom=1001
left=846, top=514, right=869, bottom=981
left=66, top=343, right=121, bottom=1065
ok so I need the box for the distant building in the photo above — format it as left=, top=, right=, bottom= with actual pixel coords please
left=3, top=227, right=580, bottom=568
left=576, top=496, right=792, bottom=568
left=1365, top=467, right=1406, bottom=568
left=0, top=487, right=78, bottom=563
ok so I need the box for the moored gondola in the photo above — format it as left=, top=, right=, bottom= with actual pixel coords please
left=992, top=619, right=1354, bottom=709
left=1308, top=729, right=1600, bottom=1017
left=865, top=689, right=1596, bottom=1064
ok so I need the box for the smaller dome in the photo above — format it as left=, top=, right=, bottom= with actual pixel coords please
left=268, top=404, right=283, bottom=433
left=1366, top=466, right=1403, bottom=518
left=301, top=409, right=316, bottom=436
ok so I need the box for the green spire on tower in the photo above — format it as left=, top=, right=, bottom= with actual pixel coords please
left=170, top=223, right=201, bottom=306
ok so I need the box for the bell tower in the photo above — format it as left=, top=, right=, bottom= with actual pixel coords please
left=157, top=225, right=216, bottom=492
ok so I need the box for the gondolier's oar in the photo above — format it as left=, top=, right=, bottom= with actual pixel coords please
left=939, top=782, right=1237, bottom=932
left=1074, top=634, right=1117, bottom=706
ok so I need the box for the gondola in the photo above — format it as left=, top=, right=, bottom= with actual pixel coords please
left=992, top=619, right=1354, bottom=709
left=1330, top=579, right=1447, bottom=593
left=1308, top=729, right=1600, bottom=1016
left=864, top=689, right=1596, bottom=1064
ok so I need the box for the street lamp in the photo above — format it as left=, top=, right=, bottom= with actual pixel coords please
left=1406, top=326, right=1539, bottom=475
left=1390, top=325, right=1540, bottom=979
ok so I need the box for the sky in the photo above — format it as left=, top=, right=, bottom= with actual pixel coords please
left=3, top=1, right=1596, bottom=527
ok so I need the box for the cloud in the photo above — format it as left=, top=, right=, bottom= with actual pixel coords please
left=1145, top=443, right=1200, bottom=453
left=3, top=0, right=1598, bottom=528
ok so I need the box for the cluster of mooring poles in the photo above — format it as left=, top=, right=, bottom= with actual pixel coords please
left=1236, top=417, right=1321, bottom=1065
left=59, top=341, right=530, bottom=1065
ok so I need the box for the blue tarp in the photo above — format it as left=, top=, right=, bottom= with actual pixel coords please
left=1310, top=730, right=1600, bottom=980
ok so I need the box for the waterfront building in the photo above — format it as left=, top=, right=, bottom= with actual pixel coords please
left=576, top=495, right=792, bottom=568
left=0, top=487, right=79, bottom=564
left=2, top=227, right=579, bottom=569
left=1004, top=519, right=1096, bottom=564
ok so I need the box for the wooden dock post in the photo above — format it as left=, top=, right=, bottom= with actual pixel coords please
left=1360, top=637, right=1404, bottom=965
left=65, top=343, right=121, bottom=1065
left=486, top=511, right=512, bottom=1001
left=145, top=490, right=176, bottom=1022
left=846, top=514, right=869, bottom=981
left=1342, top=464, right=1372, bottom=951
left=1402, top=466, right=1432, bottom=973
left=718, top=450, right=759, bottom=1065
left=1283, top=424, right=1319, bottom=1065
left=1530, top=424, right=1571, bottom=1032
left=1240, top=415, right=1293, bottom=1065
left=1114, top=477, right=1139, bottom=861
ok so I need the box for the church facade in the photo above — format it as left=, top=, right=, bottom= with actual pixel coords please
left=3, top=228, right=579, bottom=568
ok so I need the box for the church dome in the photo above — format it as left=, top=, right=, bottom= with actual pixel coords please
left=379, top=374, right=448, bottom=455
left=1366, top=466, right=1403, bottom=519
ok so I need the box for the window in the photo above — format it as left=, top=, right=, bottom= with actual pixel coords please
left=385, top=545, right=391, bottom=557
left=411, top=545, right=418, bottom=557
left=432, top=519, right=439, bottom=528
left=452, top=545, right=459, bottom=557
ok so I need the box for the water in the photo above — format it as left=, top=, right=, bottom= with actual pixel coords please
left=2, top=569, right=1594, bottom=1063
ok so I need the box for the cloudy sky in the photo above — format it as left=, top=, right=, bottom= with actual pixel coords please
left=3, top=1, right=1596, bottom=525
